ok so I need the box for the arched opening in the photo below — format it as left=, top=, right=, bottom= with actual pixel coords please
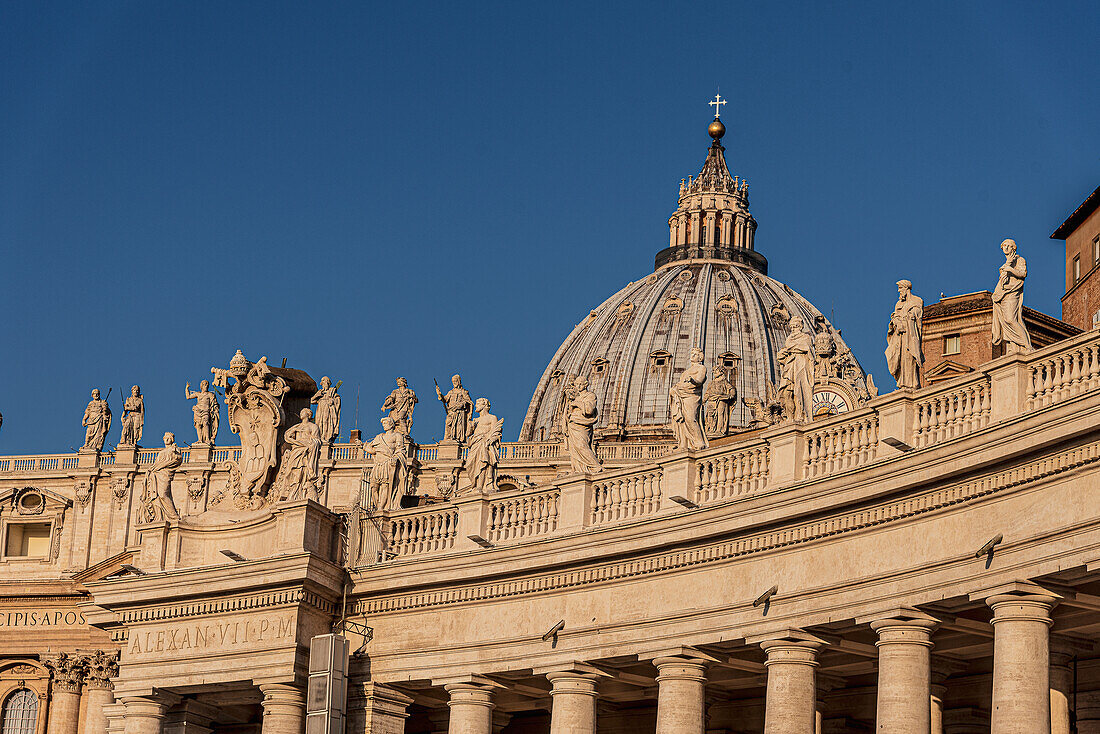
left=1, top=689, right=38, bottom=734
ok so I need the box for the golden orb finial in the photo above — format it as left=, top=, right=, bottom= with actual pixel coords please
left=708, top=118, right=726, bottom=141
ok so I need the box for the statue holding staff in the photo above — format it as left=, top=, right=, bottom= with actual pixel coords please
left=436, top=375, right=473, bottom=442
left=81, top=389, right=112, bottom=451
left=119, top=385, right=144, bottom=446
left=885, top=279, right=925, bottom=390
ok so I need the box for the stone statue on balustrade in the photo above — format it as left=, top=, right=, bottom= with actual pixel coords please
left=140, top=432, right=183, bottom=522
left=669, top=348, right=709, bottom=451
left=435, top=375, right=472, bottom=442
left=564, top=376, right=603, bottom=474
left=992, top=238, right=1034, bottom=355
left=310, top=376, right=341, bottom=445
left=382, top=377, right=417, bottom=437
left=273, top=408, right=322, bottom=502
left=464, top=398, right=503, bottom=494
left=777, top=316, right=814, bottom=423
left=365, top=417, right=410, bottom=511
left=703, top=363, right=738, bottom=437
left=885, top=279, right=925, bottom=390
left=81, top=389, right=112, bottom=451
left=185, top=380, right=220, bottom=445
left=119, top=385, right=144, bottom=446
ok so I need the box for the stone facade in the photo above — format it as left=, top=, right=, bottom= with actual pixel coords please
left=2, top=122, right=1100, bottom=734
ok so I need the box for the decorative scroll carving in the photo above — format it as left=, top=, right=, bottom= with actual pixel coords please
left=73, top=480, right=92, bottom=510
left=110, top=477, right=131, bottom=510
left=12, top=488, right=46, bottom=515
left=185, top=474, right=208, bottom=503
left=213, top=350, right=289, bottom=508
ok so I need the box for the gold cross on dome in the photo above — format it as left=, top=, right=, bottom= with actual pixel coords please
left=709, top=93, right=727, bottom=119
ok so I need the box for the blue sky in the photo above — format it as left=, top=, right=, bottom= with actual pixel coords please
left=1, top=2, right=1097, bottom=453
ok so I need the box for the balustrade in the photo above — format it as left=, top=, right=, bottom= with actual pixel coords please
left=591, top=470, right=662, bottom=525
left=487, top=489, right=560, bottom=543
left=914, top=379, right=991, bottom=448
left=804, top=415, right=878, bottom=478
left=695, top=445, right=769, bottom=503
left=1028, top=341, right=1100, bottom=410
left=388, top=507, right=459, bottom=557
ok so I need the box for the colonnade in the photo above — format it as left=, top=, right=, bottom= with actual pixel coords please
left=42, top=651, right=118, bottom=734
left=428, top=591, right=1069, bottom=734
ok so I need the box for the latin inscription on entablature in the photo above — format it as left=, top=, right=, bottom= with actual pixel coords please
left=0, top=609, right=87, bottom=627
left=126, top=610, right=295, bottom=658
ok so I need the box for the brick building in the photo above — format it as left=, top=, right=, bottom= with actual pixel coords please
left=920, top=290, right=1079, bottom=384
left=1051, top=184, right=1100, bottom=329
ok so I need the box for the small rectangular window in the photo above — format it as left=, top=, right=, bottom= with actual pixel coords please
left=5, top=523, right=51, bottom=558
left=1074, top=255, right=1081, bottom=284
left=943, top=334, right=961, bottom=356
left=1094, top=236, right=1099, bottom=265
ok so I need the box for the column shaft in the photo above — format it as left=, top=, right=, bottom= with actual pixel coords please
left=259, top=684, right=306, bottom=734
left=547, top=672, right=598, bottom=734
left=1050, top=643, right=1074, bottom=734
left=871, top=618, right=936, bottom=734
left=46, top=686, right=81, bottom=734
left=121, top=697, right=168, bottom=734
left=761, top=639, right=822, bottom=734
left=445, top=683, right=494, bottom=734
left=654, top=657, right=708, bottom=734
left=82, top=685, right=116, bottom=734
left=988, top=593, right=1056, bottom=734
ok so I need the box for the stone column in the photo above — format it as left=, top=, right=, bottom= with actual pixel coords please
left=1049, top=636, right=1077, bottom=734
left=121, top=697, right=169, bottom=734
left=929, top=656, right=965, bottom=734
left=80, top=650, right=120, bottom=734
left=259, top=684, right=306, bottom=734
left=1077, top=691, right=1100, bottom=734
left=988, top=592, right=1056, bottom=734
left=348, top=681, right=414, bottom=734
left=44, top=654, right=84, bottom=734
left=760, top=637, right=823, bottom=734
left=444, top=683, right=495, bottom=734
left=870, top=616, right=937, bottom=734
left=547, top=671, right=600, bottom=734
left=654, top=656, right=708, bottom=734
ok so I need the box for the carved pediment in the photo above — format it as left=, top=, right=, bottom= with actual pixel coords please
left=0, top=486, right=72, bottom=515
left=71, top=551, right=136, bottom=583
left=925, top=359, right=974, bottom=382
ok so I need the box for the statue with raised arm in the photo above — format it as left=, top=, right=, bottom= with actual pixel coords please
left=885, top=279, right=925, bottom=390
left=274, top=408, right=322, bottom=501
left=185, top=379, right=220, bottom=445
left=435, top=375, right=472, bottom=442
left=778, top=316, right=815, bottom=422
left=140, top=432, right=183, bottom=521
left=365, top=417, right=409, bottom=511
left=465, top=398, right=503, bottom=494
left=119, top=385, right=144, bottom=446
left=310, top=376, right=341, bottom=445
left=992, top=238, right=1034, bottom=355
left=669, top=348, right=708, bottom=451
left=81, top=389, right=112, bottom=451
left=382, top=377, right=417, bottom=436
left=564, top=376, right=602, bottom=474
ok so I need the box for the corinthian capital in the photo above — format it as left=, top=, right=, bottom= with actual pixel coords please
left=44, top=652, right=87, bottom=693
left=83, top=650, right=119, bottom=690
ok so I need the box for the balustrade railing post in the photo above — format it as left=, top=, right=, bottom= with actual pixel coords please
left=765, top=426, right=805, bottom=489
left=557, top=475, right=594, bottom=533
left=453, top=495, right=492, bottom=550
left=989, top=355, right=1033, bottom=423
left=877, top=395, right=914, bottom=454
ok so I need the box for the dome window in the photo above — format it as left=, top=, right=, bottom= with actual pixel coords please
left=650, top=350, right=672, bottom=370
left=591, top=358, right=609, bottom=375
left=718, top=352, right=741, bottom=371
left=716, top=295, right=738, bottom=317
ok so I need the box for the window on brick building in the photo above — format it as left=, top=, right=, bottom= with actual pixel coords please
left=1074, top=255, right=1081, bottom=284
left=943, top=334, right=961, bottom=356
left=1094, top=236, right=1099, bottom=265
